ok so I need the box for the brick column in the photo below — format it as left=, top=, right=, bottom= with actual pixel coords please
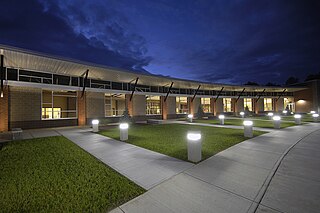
left=210, top=98, right=215, bottom=116
left=125, top=94, right=133, bottom=116
left=161, top=96, right=168, bottom=120
left=0, top=86, right=9, bottom=132
left=188, top=97, right=194, bottom=115
left=231, top=98, right=236, bottom=114
left=273, top=98, right=277, bottom=112
left=77, top=91, right=86, bottom=126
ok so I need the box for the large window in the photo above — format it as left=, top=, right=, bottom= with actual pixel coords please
left=105, top=94, right=126, bottom=116
left=146, top=96, right=161, bottom=115
left=264, top=98, right=273, bottom=111
left=244, top=98, right=253, bottom=111
left=42, top=90, right=77, bottom=119
left=176, top=97, right=188, bottom=114
left=201, top=98, right=211, bottom=113
left=223, top=98, right=232, bottom=112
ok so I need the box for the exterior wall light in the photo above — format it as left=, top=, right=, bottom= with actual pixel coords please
left=297, top=100, right=306, bottom=104
left=218, top=115, right=225, bottom=125
left=243, top=120, right=253, bottom=138
left=187, top=131, right=202, bottom=163
left=188, top=114, right=193, bottom=122
left=92, top=119, right=99, bottom=132
left=272, top=116, right=281, bottom=129
left=240, top=112, right=245, bottom=118
left=294, top=114, right=301, bottom=125
left=119, top=123, right=129, bottom=141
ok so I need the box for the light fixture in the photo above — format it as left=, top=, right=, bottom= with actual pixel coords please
left=240, top=112, right=245, bottom=116
left=92, top=119, right=99, bottom=125
left=267, top=112, right=274, bottom=117
left=119, top=123, right=129, bottom=129
left=218, top=115, right=225, bottom=119
left=294, top=114, right=301, bottom=119
left=187, top=133, right=202, bottom=141
left=273, top=116, right=281, bottom=121
left=243, top=120, right=253, bottom=126
left=312, top=114, right=319, bottom=118
left=282, top=110, right=287, bottom=114
left=310, top=111, right=316, bottom=114
left=187, top=114, right=193, bottom=118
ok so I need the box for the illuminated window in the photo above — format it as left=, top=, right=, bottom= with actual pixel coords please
left=42, top=90, right=77, bottom=119
left=264, top=98, right=273, bottom=111
left=201, top=98, right=211, bottom=113
left=105, top=94, right=126, bottom=117
left=176, top=97, right=188, bottom=114
left=223, top=98, right=232, bottom=112
left=244, top=98, right=252, bottom=111
left=146, top=96, right=161, bottom=115
left=284, top=98, right=295, bottom=112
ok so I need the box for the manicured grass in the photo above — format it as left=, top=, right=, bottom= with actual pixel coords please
left=195, top=118, right=296, bottom=128
left=0, top=136, right=145, bottom=212
left=100, top=124, right=265, bottom=162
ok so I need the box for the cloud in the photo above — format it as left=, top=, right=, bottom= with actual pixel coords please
left=0, top=0, right=151, bottom=73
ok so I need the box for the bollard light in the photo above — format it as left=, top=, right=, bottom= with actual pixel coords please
left=272, top=116, right=281, bottom=129
left=188, top=114, right=193, bottom=123
left=119, top=123, right=129, bottom=141
left=218, top=115, right=225, bottom=125
left=92, top=119, right=99, bottom=132
left=282, top=110, right=288, bottom=114
left=240, top=112, right=245, bottom=118
left=267, top=112, right=274, bottom=120
left=243, top=120, right=253, bottom=138
left=310, top=111, right=316, bottom=114
left=187, top=131, right=202, bottom=163
left=294, top=114, right=301, bottom=125
left=312, top=113, right=319, bottom=122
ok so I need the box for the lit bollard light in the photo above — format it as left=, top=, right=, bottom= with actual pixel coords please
left=312, top=113, right=319, bottom=122
left=294, top=114, right=301, bottom=125
left=282, top=110, right=287, bottom=115
left=92, top=119, right=99, bottom=133
left=267, top=112, right=274, bottom=120
left=119, top=123, right=129, bottom=141
left=218, top=115, right=225, bottom=125
left=240, top=111, right=245, bottom=118
left=187, top=131, right=202, bottom=163
left=188, top=114, right=193, bottom=123
left=310, top=111, right=316, bottom=114
left=243, top=120, right=253, bottom=138
left=273, top=116, right=281, bottom=129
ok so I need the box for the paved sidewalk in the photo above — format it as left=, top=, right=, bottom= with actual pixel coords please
left=114, top=123, right=320, bottom=213
left=57, top=128, right=193, bottom=190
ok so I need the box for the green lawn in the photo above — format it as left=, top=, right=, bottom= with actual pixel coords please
left=99, top=124, right=265, bottom=162
left=0, top=136, right=145, bottom=212
left=195, top=118, right=297, bottom=128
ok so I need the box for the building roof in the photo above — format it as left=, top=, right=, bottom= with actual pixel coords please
left=1, top=44, right=305, bottom=92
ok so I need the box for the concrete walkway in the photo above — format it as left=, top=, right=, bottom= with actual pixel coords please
left=113, top=123, right=320, bottom=213
left=56, top=128, right=193, bottom=190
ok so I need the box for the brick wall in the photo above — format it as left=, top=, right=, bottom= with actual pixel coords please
left=77, top=91, right=86, bottom=126
left=0, top=86, right=9, bottom=132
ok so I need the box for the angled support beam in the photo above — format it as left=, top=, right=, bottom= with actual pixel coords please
left=191, top=85, right=201, bottom=102
left=164, top=82, right=174, bottom=102
left=214, top=87, right=224, bottom=102
left=276, top=89, right=287, bottom=101
left=130, top=77, right=139, bottom=101
left=236, top=88, right=245, bottom=103
left=255, top=89, right=266, bottom=103
left=0, top=54, right=4, bottom=98
left=81, top=69, right=89, bottom=98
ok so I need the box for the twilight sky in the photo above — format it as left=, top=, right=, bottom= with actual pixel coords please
left=1, top=0, right=320, bottom=85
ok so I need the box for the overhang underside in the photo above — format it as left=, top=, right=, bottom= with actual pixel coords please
left=1, top=45, right=306, bottom=93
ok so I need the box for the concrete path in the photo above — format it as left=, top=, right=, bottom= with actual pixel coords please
left=115, top=123, right=320, bottom=213
left=56, top=128, right=193, bottom=190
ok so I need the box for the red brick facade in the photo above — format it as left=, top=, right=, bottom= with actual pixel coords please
left=0, top=86, right=9, bottom=132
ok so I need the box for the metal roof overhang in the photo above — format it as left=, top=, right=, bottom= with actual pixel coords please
left=1, top=45, right=306, bottom=93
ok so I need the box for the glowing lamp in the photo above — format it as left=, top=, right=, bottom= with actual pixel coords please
left=240, top=112, right=245, bottom=116
left=187, top=131, right=202, bottom=163
left=243, top=120, right=253, bottom=126
left=119, top=123, right=129, bottom=130
left=312, top=114, right=319, bottom=118
left=294, top=114, right=301, bottom=119
left=273, top=116, right=281, bottom=121
left=187, top=133, right=202, bottom=141
left=92, top=119, right=99, bottom=125
left=282, top=110, right=288, bottom=114
left=187, top=114, right=193, bottom=118
left=310, top=111, right=316, bottom=114
left=218, top=115, right=225, bottom=119
left=267, top=112, right=274, bottom=117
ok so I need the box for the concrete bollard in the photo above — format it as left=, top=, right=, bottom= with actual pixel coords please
left=219, top=115, right=225, bottom=125
left=312, top=114, right=319, bottom=122
left=92, top=120, right=99, bottom=133
left=187, top=131, right=202, bottom=163
left=240, top=112, right=245, bottom=118
left=294, top=114, right=301, bottom=125
left=267, top=112, right=274, bottom=120
left=243, top=120, right=253, bottom=138
left=188, top=114, right=193, bottom=123
left=119, top=123, right=129, bottom=141
left=273, top=116, right=281, bottom=129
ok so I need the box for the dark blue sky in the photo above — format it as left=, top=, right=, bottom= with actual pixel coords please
left=1, top=0, right=320, bottom=85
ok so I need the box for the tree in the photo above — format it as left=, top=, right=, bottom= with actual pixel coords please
left=119, top=107, right=132, bottom=123
left=305, top=72, right=320, bottom=81
left=285, top=76, right=299, bottom=85
left=244, top=81, right=259, bottom=86
left=196, top=105, right=205, bottom=119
